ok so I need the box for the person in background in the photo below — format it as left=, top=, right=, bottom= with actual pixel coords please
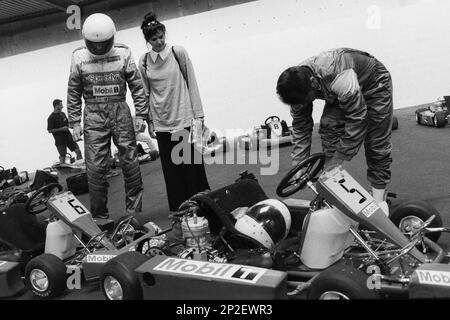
left=138, top=12, right=210, bottom=227
left=47, top=99, right=83, bottom=164
left=67, top=13, right=147, bottom=219
left=276, top=48, right=394, bottom=214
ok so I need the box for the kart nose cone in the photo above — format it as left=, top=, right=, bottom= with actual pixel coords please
left=29, top=269, right=49, bottom=292
left=104, top=276, right=123, bottom=300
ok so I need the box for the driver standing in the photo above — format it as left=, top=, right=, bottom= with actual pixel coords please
left=276, top=48, right=394, bottom=214
left=67, top=13, right=148, bottom=219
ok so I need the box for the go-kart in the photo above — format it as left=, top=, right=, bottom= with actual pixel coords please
left=237, top=115, right=398, bottom=152
left=0, top=182, right=164, bottom=299
left=98, top=153, right=448, bottom=300
left=415, top=96, right=450, bottom=128
left=238, top=116, right=293, bottom=151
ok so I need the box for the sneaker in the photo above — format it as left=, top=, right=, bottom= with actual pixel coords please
left=94, top=213, right=110, bottom=219
left=149, top=150, right=160, bottom=161
left=138, top=154, right=151, bottom=162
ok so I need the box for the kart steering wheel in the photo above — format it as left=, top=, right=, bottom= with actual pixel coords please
left=25, top=183, right=63, bottom=215
left=276, top=153, right=326, bottom=197
left=264, top=115, right=280, bottom=126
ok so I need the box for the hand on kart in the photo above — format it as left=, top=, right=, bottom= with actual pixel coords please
left=72, top=123, right=83, bottom=141
left=147, top=120, right=156, bottom=139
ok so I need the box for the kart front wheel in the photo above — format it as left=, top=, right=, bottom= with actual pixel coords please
left=433, top=112, right=447, bottom=128
left=25, top=254, right=67, bottom=299
left=308, top=261, right=379, bottom=300
left=100, top=251, right=149, bottom=300
left=390, top=199, right=443, bottom=242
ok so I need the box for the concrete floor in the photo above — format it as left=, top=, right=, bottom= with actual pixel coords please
left=10, top=104, right=450, bottom=300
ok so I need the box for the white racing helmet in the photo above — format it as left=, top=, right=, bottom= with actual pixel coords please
left=234, top=199, right=291, bottom=250
left=82, top=13, right=116, bottom=55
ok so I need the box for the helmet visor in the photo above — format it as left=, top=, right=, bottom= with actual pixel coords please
left=85, top=37, right=114, bottom=55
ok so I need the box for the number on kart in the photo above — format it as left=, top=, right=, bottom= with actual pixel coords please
left=322, top=169, right=373, bottom=214
left=68, top=199, right=86, bottom=215
left=273, top=124, right=279, bottom=129
left=338, top=178, right=367, bottom=204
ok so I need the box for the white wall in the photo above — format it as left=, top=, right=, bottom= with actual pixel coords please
left=1, top=0, right=449, bottom=172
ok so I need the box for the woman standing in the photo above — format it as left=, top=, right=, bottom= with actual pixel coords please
left=138, top=12, right=210, bottom=216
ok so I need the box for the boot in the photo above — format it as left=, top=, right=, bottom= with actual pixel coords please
left=372, top=187, right=389, bottom=216
left=75, top=148, right=83, bottom=160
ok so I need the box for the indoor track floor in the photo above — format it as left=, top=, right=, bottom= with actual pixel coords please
left=11, top=104, right=450, bottom=300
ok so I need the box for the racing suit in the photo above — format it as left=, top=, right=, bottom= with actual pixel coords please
left=67, top=43, right=148, bottom=217
left=291, top=48, right=393, bottom=188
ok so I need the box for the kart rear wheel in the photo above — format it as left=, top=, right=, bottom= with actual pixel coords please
left=433, top=112, right=447, bottom=128
left=308, top=261, right=379, bottom=300
left=100, top=251, right=149, bottom=300
left=25, top=253, right=67, bottom=299
left=390, top=199, right=443, bottom=242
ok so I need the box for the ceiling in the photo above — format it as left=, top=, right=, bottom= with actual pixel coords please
left=0, top=0, right=100, bottom=25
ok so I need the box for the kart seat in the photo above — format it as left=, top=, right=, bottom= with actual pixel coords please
left=0, top=203, right=46, bottom=256
left=191, top=177, right=269, bottom=249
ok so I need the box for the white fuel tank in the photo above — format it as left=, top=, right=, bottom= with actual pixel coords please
left=300, top=207, right=355, bottom=269
left=45, top=220, right=78, bottom=260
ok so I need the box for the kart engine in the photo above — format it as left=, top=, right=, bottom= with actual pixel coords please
left=177, top=209, right=226, bottom=263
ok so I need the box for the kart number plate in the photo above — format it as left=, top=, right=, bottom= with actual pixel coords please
left=321, top=168, right=374, bottom=215
left=49, top=192, right=90, bottom=222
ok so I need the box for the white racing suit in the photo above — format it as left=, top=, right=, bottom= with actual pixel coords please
left=291, top=48, right=393, bottom=188
left=67, top=44, right=148, bottom=217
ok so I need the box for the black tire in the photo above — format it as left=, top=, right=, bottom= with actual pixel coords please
left=391, top=116, right=399, bottom=131
left=415, top=108, right=428, bottom=124
left=25, top=253, right=67, bottom=299
left=390, top=199, right=443, bottom=242
left=433, top=112, right=447, bottom=128
left=308, top=261, right=379, bottom=300
left=100, top=251, right=149, bottom=300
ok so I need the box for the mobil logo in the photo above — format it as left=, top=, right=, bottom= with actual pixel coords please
left=154, top=257, right=265, bottom=284
left=416, top=270, right=450, bottom=287
left=93, top=85, right=120, bottom=96
left=86, top=254, right=116, bottom=263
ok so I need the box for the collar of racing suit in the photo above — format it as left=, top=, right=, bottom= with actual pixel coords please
left=301, top=65, right=338, bottom=105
